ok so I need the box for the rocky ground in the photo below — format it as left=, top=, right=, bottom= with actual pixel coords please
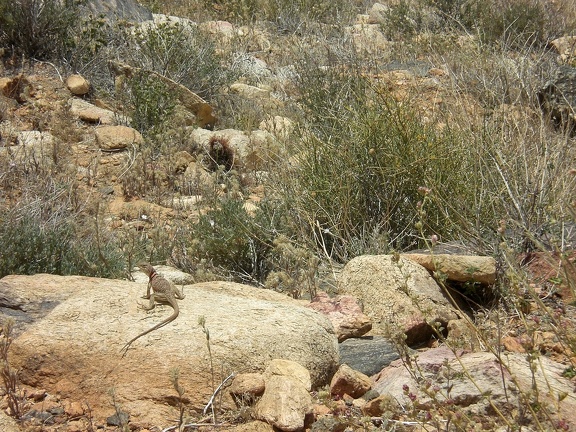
left=1, top=0, right=576, bottom=431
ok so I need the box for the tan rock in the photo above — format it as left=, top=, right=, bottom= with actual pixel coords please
left=345, top=23, right=389, bottom=55
left=229, top=373, right=266, bottom=398
left=259, top=116, right=294, bottom=140
left=94, top=125, right=143, bottom=151
left=233, top=420, right=275, bottom=432
left=230, top=82, right=271, bottom=99
left=402, top=253, right=497, bottom=284
left=0, top=131, right=57, bottom=169
left=264, top=359, right=311, bottom=391
left=173, top=150, right=195, bottom=173
left=338, top=255, right=459, bottom=345
left=66, top=74, right=90, bottom=95
left=362, top=394, right=398, bottom=417
left=69, top=98, right=119, bottom=125
left=367, top=2, right=389, bottom=24
left=253, top=372, right=313, bottom=431
left=330, top=364, right=372, bottom=399
left=0, top=410, right=19, bottom=432
left=2, top=275, right=337, bottom=428
left=188, top=128, right=280, bottom=171
left=502, top=335, right=526, bottom=353
left=550, top=36, right=576, bottom=62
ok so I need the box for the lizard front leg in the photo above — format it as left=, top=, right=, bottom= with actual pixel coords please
left=138, top=294, right=156, bottom=311
left=141, top=281, right=152, bottom=299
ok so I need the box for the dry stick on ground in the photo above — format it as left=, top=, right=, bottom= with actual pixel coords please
left=121, top=263, right=185, bottom=357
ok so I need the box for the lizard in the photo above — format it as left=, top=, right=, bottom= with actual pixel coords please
left=120, top=263, right=185, bottom=357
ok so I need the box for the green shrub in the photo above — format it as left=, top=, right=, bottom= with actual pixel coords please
left=383, top=0, right=423, bottom=39
left=123, top=20, right=235, bottom=100
left=0, top=209, right=124, bottom=279
left=200, top=0, right=354, bottom=31
left=126, top=71, right=176, bottom=135
left=179, top=199, right=277, bottom=283
left=0, top=0, right=79, bottom=61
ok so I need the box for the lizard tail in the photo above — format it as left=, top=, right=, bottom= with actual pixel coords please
left=120, top=308, right=179, bottom=358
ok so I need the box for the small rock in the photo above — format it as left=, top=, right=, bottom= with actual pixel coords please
left=253, top=374, right=312, bottom=432
left=362, top=394, right=398, bottom=417
left=230, top=82, right=271, bottom=99
left=367, top=3, right=389, bottom=24
left=66, top=74, right=90, bottom=95
left=94, top=125, right=143, bottom=151
left=63, top=400, right=84, bottom=417
left=106, top=411, right=129, bottom=427
left=310, top=415, right=347, bottom=432
left=330, top=364, right=372, bottom=399
left=502, top=335, right=526, bottom=353
left=265, top=359, right=311, bottom=391
left=69, top=98, right=120, bottom=125
left=259, top=116, right=294, bottom=139
left=550, top=36, right=576, bottom=62
left=308, top=292, right=372, bottom=342
left=229, top=373, right=266, bottom=403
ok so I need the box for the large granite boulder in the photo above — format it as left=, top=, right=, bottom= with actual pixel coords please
left=0, top=273, right=338, bottom=429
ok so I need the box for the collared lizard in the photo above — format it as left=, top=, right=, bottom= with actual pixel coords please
left=121, top=263, right=185, bottom=357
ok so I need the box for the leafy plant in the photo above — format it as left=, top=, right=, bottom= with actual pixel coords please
left=0, top=204, right=124, bottom=279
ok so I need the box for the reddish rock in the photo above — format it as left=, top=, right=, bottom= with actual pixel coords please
left=330, top=364, right=372, bottom=399
left=308, top=292, right=372, bottom=342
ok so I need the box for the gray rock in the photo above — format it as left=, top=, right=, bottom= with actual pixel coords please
left=339, top=336, right=403, bottom=376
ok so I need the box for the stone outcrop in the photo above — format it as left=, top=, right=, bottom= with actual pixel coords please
left=338, top=255, right=460, bottom=345
left=0, top=274, right=338, bottom=429
left=402, top=253, right=497, bottom=284
left=307, top=292, right=372, bottom=342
